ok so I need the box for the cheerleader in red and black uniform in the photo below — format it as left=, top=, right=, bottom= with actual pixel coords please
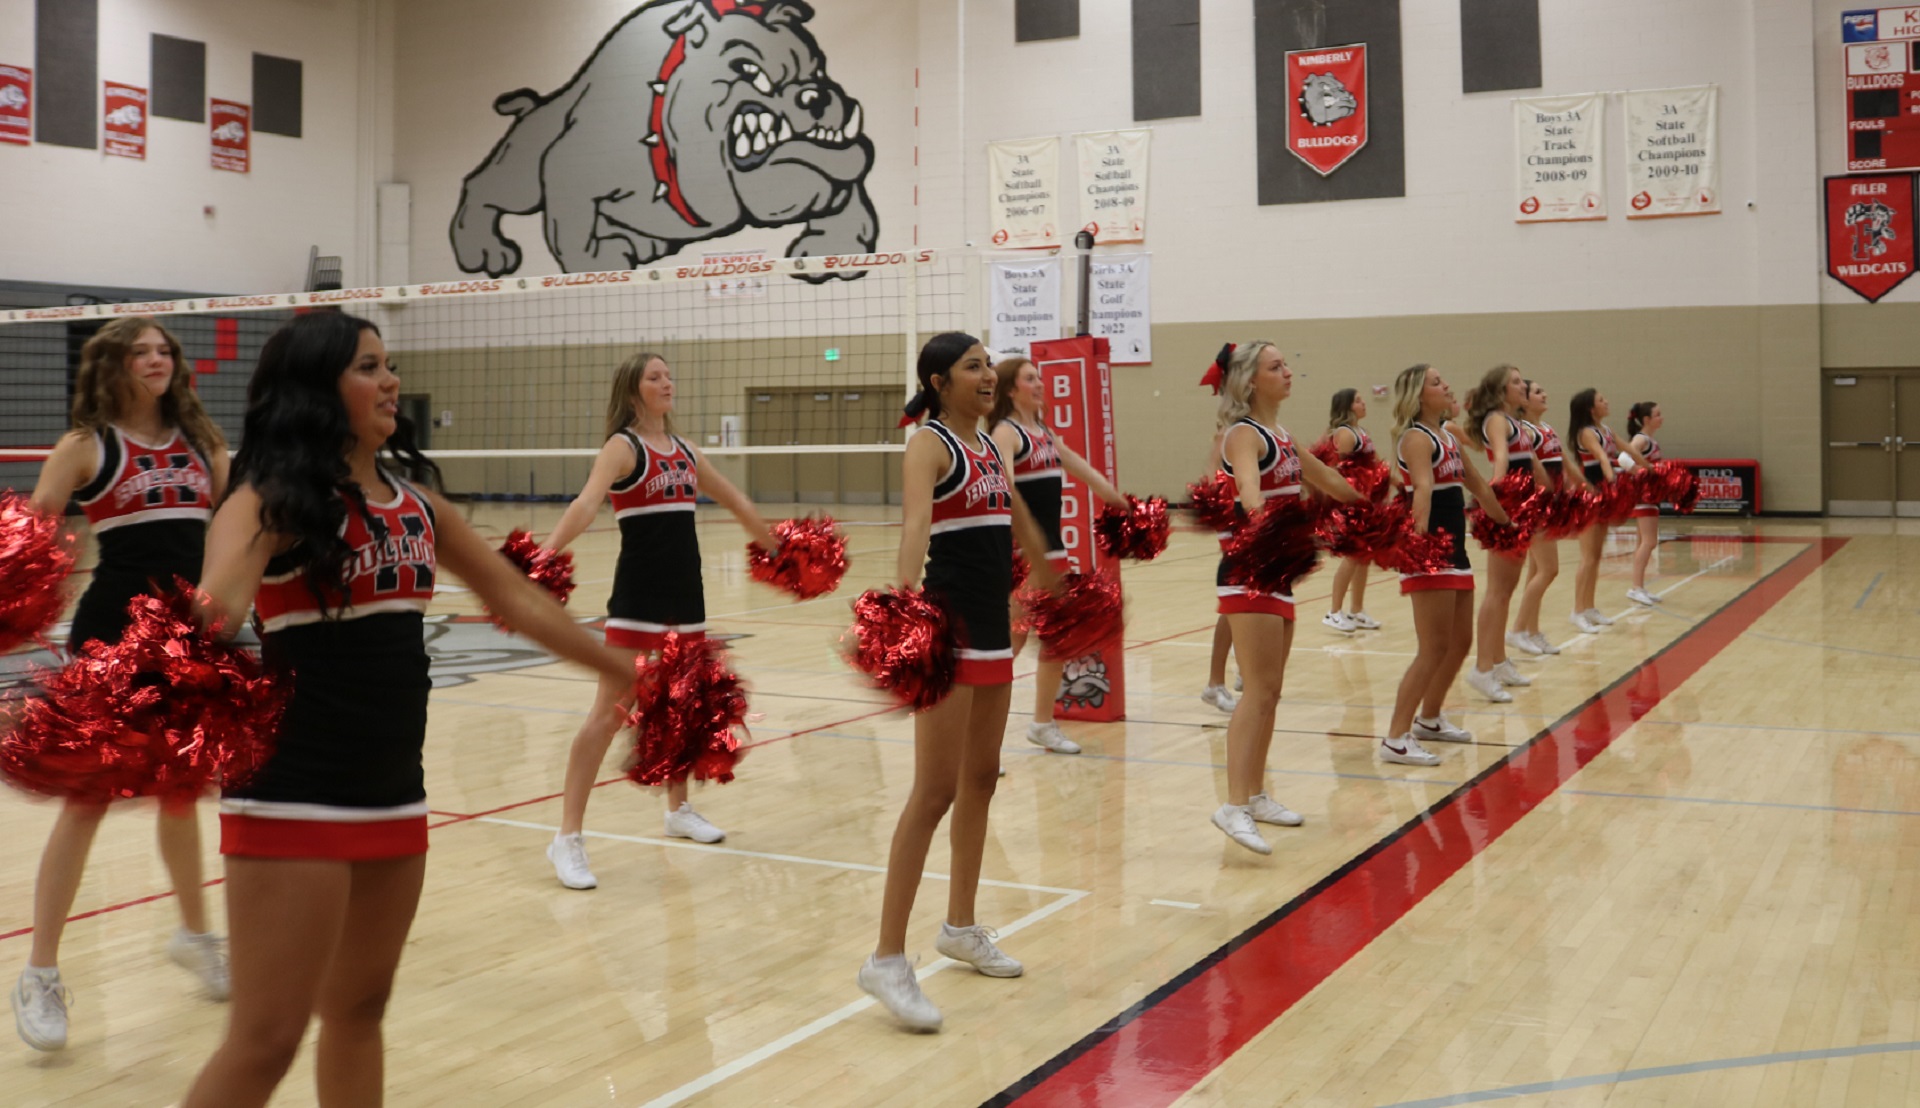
left=1623, top=401, right=1666, bottom=606
left=859, top=333, right=1061, bottom=1032
left=539, top=352, right=773, bottom=888
left=1379, top=364, right=1507, bottom=767
left=1566, top=389, right=1650, bottom=634
left=1320, top=388, right=1381, bottom=633
left=1509, top=379, right=1580, bottom=656
left=12, top=317, right=230, bottom=1052
left=1461, top=365, right=1549, bottom=704
left=987, top=355, right=1126, bottom=756
left=1208, top=342, right=1359, bottom=855
left=181, top=312, right=630, bottom=1107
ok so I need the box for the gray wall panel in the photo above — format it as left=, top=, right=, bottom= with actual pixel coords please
left=1254, top=0, right=1404, bottom=205
left=1461, top=0, right=1542, bottom=93
left=33, top=0, right=97, bottom=149
left=1132, top=0, right=1200, bottom=121
left=253, top=53, right=302, bottom=137
left=150, top=34, right=205, bottom=122
left=1016, top=0, right=1078, bottom=42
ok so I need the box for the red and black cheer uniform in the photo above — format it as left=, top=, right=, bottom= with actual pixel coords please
left=1629, top=433, right=1663, bottom=518
left=1331, top=422, right=1373, bottom=458
left=922, top=420, right=1015, bottom=685
left=1530, top=420, right=1565, bottom=486
left=1216, top=417, right=1303, bottom=620
left=1006, top=417, right=1068, bottom=570
left=1396, top=423, right=1475, bottom=594
left=1579, top=423, right=1619, bottom=487
left=1484, top=411, right=1539, bottom=488
left=604, top=429, right=704, bottom=650
left=70, top=426, right=214, bottom=651
left=223, top=476, right=437, bottom=860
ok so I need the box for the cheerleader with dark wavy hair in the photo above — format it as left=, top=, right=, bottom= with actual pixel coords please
left=179, top=312, right=633, bottom=1107
left=1623, top=401, right=1665, bottom=606
left=12, top=317, right=231, bottom=1052
left=1319, top=387, right=1381, bottom=634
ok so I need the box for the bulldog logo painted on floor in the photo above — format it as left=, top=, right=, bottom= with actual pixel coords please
left=450, top=0, right=879, bottom=282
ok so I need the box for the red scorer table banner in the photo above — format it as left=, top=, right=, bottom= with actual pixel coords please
left=1028, top=336, right=1126, bottom=722
left=1826, top=172, right=1919, bottom=302
left=1286, top=43, right=1368, bottom=176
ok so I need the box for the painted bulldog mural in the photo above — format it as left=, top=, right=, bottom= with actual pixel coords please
left=450, top=0, right=878, bottom=281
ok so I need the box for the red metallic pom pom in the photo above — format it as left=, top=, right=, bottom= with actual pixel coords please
left=1017, top=570, right=1125, bottom=660
left=748, top=516, right=850, bottom=600
left=1093, top=495, right=1171, bottom=562
left=1632, top=461, right=1699, bottom=515
left=0, top=493, right=77, bottom=655
left=1311, top=441, right=1391, bottom=502
left=1315, top=496, right=1415, bottom=567
left=1594, top=476, right=1641, bottom=526
left=1011, top=550, right=1031, bottom=591
left=1188, top=472, right=1241, bottom=533
left=625, top=633, right=746, bottom=787
left=1, top=586, right=284, bottom=803
left=1380, top=528, right=1458, bottom=576
left=842, top=587, right=958, bottom=711
left=490, top=529, right=576, bottom=630
left=1536, top=486, right=1601, bottom=539
left=1468, top=471, right=1543, bottom=560
left=1222, top=497, right=1321, bottom=595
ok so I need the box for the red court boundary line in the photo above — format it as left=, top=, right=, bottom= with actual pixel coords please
left=988, top=535, right=1846, bottom=1108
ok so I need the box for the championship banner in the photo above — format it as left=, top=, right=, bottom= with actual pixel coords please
left=1624, top=86, right=1718, bottom=218
left=0, top=65, right=31, bottom=146
left=1086, top=253, right=1151, bottom=364
left=987, top=136, right=1060, bottom=249
left=1514, top=93, right=1606, bottom=222
left=1074, top=129, right=1149, bottom=244
left=988, top=258, right=1062, bottom=358
left=1826, top=173, right=1918, bottom=302
left=1284, top=43, right=1367, bottom=176
left=104, top=83, right=148, bottom=160
left=1028, top=336, right=1126, bottom=722
left=210, top=99, right=250, bottom=173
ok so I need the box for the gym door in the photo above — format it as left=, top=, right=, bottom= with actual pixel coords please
left=1825, top=368, right=1920, bottom=516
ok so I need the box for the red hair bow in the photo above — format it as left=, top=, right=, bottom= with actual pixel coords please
left=1199, top=343, right=1235, bottom=395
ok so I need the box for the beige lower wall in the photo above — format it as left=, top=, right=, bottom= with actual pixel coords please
left=394, top=304, right=1843, bottom=512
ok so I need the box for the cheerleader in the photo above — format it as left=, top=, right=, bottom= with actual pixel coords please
left=1461, top=365, right=1548, bottom=703
left=12, top=318, right=230, bottom=1052
left=1379, top=365, right=1508, bottom=767
left=1624, top=401, right=1665, bottom=606
left=1507, top=380, right=1579, bottom=656
left=180, top=312, right=632, bottom=1106
left=1208, top=342, right=1358, bottom=854
left=859, top=333, right=1060, bottom=1031
left=1198, top=427, right=1239, bottom=713
left=539, top=352, right=773, bottom=889
left=1320, top=388, right=1381, bottom=634
left=1566, top=389, right=1649, bottom=633
left=987, top=356, right=1126, bottom=755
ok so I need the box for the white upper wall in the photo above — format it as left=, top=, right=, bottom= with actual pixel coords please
left=0, top=0, right=376, bottom=294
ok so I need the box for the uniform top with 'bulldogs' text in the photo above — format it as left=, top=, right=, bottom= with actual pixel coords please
left=1529, top=421, right=1564, bottom=466
left=254, top=478, right=437, bottom=633
left=1007, top=420, right=1063, bottom=484
left=1397, top=423, right=1466, bottom=488
left=1579, top=424, right=1619, bottom=467
left=1221, top=417, right=1303, bottom=499
left=1329, top=422, right=1372, bottom=457
left=1482, top=411, right=1538, bottom=462
left=1632, top=433, right=1662, bottom=465
left=73, top=426, right=214, bottom=577
left=605, top=429, right=704, bottom=599
left=923, top=420, right=1013, bottom=589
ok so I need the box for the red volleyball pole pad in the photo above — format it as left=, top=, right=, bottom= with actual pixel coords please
left=1029, top=336, right=1126, bottom=722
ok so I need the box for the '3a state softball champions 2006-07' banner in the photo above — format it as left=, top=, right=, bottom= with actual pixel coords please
left=1827, top=172, right=1919, bottom=302
left=1285, top=43, right=1367, bottom=176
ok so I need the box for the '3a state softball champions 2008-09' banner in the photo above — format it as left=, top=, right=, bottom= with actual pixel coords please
left=1285, top=43, right=1367, bottom=176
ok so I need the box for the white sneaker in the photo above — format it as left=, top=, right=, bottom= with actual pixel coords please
left=1234, top=673, right=1243, bottom=692
left=1211, top=804, right=1271, bottom=855
left=1585, top=607, right=1615, bottom=626
left=1322, top=611, right=1357, bottom=633
left=1528, top=631, right=1561, bottom=655
left=1493, top=660, right=1532, bottom=688
left=1349, top=611, right=1381, bottom=630
left=1200, top=684, right=1238, bottom=714
left=664, top=803, right=725, bottom=843
left=547, top=832, right=598, bottom=890
left=1379, top=734, right=1442, bottom=766
left=1245, top=793, right=1304, bottom=827
left=1626, top=587, right=1657, bottom=606
left=1467, top=667, right=1513, bottom=703
left=934, top=923, right=1024, bottom=978
left=1569, top=611, right=1602, bottom=634
left=859, top=955, right=942, bottom=1032
left=11, top=967, right=70, bottom=1051
left=1505, top=631, right=1543, bottom=656
left=167, top=930, right=231, bottom=1001
left=1026, top=721, right=1082, bottom=755
left=1414, top=715, right=1475, bottom=743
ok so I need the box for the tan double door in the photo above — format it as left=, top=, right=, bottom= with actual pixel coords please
left=746, top=386, right=901, bottom=504
left=1825, top=368, right=1920, bottom=516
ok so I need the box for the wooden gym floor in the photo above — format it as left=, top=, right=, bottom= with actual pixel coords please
left=3, top=504, right=1917, bottom=1106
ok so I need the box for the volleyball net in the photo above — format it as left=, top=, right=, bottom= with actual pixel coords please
left=0, top=250, right=967, bottom=505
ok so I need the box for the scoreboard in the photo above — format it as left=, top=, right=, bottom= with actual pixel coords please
left=1844, top=8, right=1920, bottom=171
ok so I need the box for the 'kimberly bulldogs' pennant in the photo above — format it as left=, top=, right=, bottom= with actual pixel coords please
left=1826, top=173, right=1919, bottom=303
left=1285, top=43, right=1367, bottom=176
left=0, top=65, right=30, bottom=145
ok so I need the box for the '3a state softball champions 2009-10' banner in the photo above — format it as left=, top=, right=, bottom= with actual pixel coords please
left=1285, top=43, right=1367, bottom=176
